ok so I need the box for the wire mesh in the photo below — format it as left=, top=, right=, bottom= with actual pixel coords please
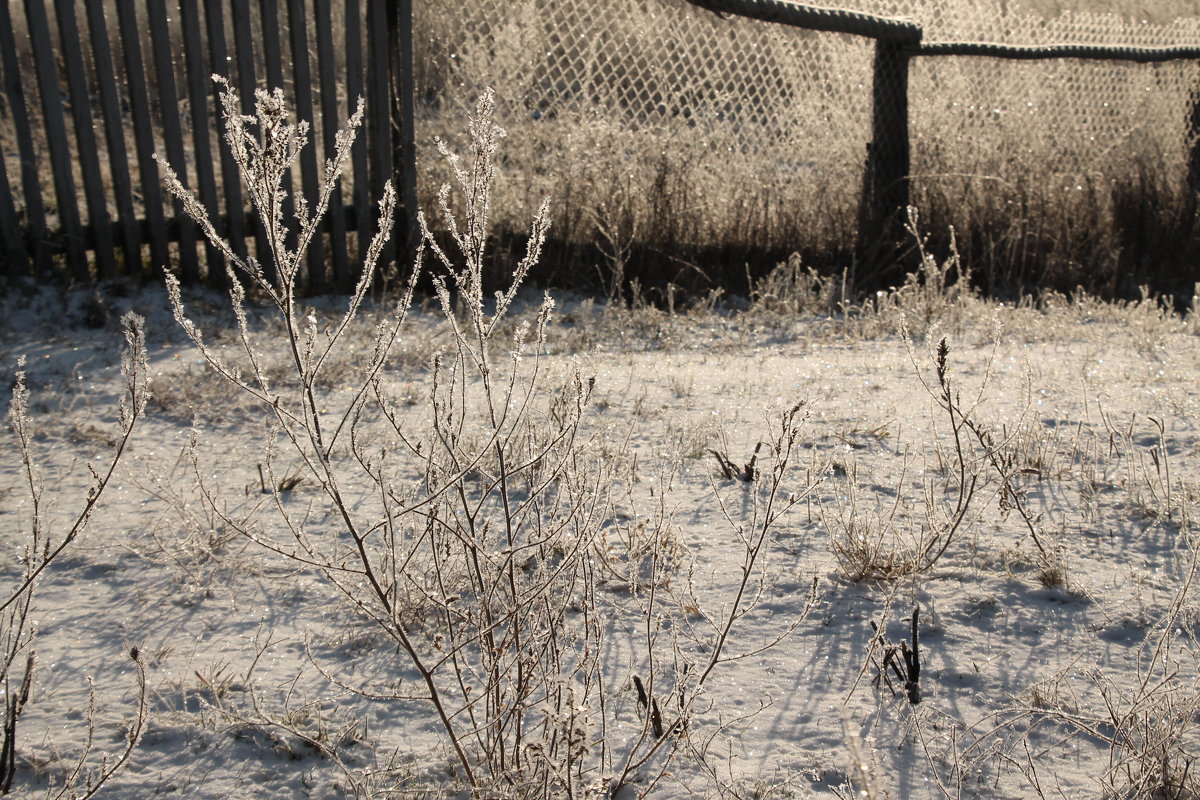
left=413, top=0, right=1200, bottom=285
left=414, top=0, right=875, bottom=257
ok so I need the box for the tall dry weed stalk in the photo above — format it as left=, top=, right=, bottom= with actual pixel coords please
left=2, top=315, right=149, bottom=796
left=826, top=333, right=979, bottom=581
left=160, top=81, right=819, bottom=797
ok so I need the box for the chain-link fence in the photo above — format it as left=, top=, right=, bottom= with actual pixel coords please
left=414, top=0, right=875, bottom=289
left=413, top=0, right=1200, bottom=294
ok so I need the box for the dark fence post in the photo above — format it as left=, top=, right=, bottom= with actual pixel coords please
left=857, top=37, right=913, bottom=279
left=147, top=0, right=200, bottom=284
left=260, top=0, right=287, bottom=287
left=366, top=0, right=394, bottom=272
left=55, top=0, right=116, bottom=281
left=314, top=0, right=349, bottom=290
left=286, top=0, right=323, bottom=291
left=390, top=0, right=419, bottom=272
left=86, top=0, right=142, bottom=278
left=0, top=1, right=32, bottom=277
left=1189, top=71, right=1200, bottom=210
left=204, top=1, right=246, bottom=288
left=25, top=0, right=87, bottom=279
left=344, top=0, right=370, bottom=269
left=115, top=0, right=171, bottom=278
left=180, top=0, right=222, bottom=282
left=0, top=150, right=26, bottom=277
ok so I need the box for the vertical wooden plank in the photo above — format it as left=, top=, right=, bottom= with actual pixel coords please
left=1189, top=69, right=1200, bottom=207
left=25, top=0, right=87, bottom=278
left=344, top=0, right=371, bottom=267
left=179, top=0, right=223, bottom=279
left=146, top=1, right=200, bottom=283
left=856, top=38, right=911, bottom=273
left=287, top=0, right=325, bottom=290
left=115, top=0, right=170, bottom=274
left=260, top=0, right=285, bottom=93
left=0, top=0, right=40, bottom=275
left=231, top=0, right=272, bottom=283
left=0, top=139, right=29, bottom=277
left=315, top=0, right=349, bottom=288
left=367, top=0, right=394, bottom=272
left=55, top=0, right=116, bottom=280
left=231, top=4, right=259, bottom=111
left=204, top=0, right=248, bottom=283
left=85, top=0, right=142, bottom=277
left=260, top=0, right=296, bottom=282
left=393, top=0, right=417, bottom=269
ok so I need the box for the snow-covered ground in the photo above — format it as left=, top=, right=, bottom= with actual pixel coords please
left=2, top=281, right=1198, bottom=799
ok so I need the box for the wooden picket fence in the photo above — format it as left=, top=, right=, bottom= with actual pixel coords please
left=1, top=0, right=415, bottom=292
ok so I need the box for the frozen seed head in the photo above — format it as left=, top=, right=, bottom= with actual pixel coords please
left=936, top=337, right=950, bottom=384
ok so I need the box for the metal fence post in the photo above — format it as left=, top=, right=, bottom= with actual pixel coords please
left=857, top=37, right=913, bottom=277
left=1189, top=70, right=1200, bottom=205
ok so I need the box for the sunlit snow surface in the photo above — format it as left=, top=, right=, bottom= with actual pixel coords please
left=2, top=283, right=1198, bottom=798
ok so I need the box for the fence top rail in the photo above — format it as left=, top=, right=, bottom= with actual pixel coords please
left=917, top=41, right=1200, bottom=62
left=684, top=0, right=921, bottom=44
left=688, top=0, right=1200, bottom=59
